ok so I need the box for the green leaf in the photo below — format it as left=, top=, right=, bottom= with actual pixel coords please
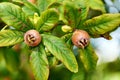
left=47, top=2, right=62, bottom=9
left=63, top=1, right=82, bottom=28
left=22, top=0, right=40, bottom=15
left=71, top=55, right=86, bottom=80
left=0, top=30, right=23, bottom=47
left=75, top=0, right=89, bottom=21
left=73, top=0, right=89, bottom=29
left=84, top=14, right=120, bottom=37
left=12, top=0, right=23, bottom=3
left=30, top=44, right=49, bottom=80
left=22, top=6, right=35, bottom=16
left=61, top=33, right=73, bottom=48
left=3, top=48, right=20, bottom=72
left=48, top=56, right=58, bottom=68
left=78, top=44, right=98, bottom=71
left=49, top=64, right=73, bottom=80
left=0, top=2, right=32, bottom=31
left=42, top=34, right=78, bottom=73
left=88, top=0, right=106, bottom=13
left=36, top=0, right=56, bottom=13
left=37, top=0, right=48, bottom=13
left=36, top=9, right=59, bottom=32
left=52, top=24, right=66, bottom=37
left=49, top=58, right=86, bottom=80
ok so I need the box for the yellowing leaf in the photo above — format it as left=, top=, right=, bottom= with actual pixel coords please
left=74, top=0, right=89, bottom=20
left=63, top=1, right=82, bottom=28
left=72, top=0, right=89, bottom=28
left=0, top=2, right=32, bottom=31
left=36, top=9, right=59, bottom=32
left=0, top=30, right=23, bottom=47
left=79, top=44, right=98, bottom=71
left=42, top=34, right=78, bottom=73
left=88, top=0, right=106, bottom=13
left=30, top=44, right=49, bottom=80
left=84, top=14, right=120, bottom=37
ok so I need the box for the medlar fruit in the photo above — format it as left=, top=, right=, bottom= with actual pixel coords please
left=24, top=30, right=41, bottom=47
left=72, top=30, right=90, bottom=48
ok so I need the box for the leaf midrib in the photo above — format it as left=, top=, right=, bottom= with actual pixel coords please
left=6, top=8, right=29, bottom=27
left=39, top=12, right=57, bottom=31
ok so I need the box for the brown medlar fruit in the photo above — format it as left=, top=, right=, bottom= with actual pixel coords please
left=72, top=30, right=90, bottom=48
left=24, top=30, right=41, bottom=47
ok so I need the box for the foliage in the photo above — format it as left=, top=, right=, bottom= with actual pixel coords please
left=0, top=0, right=120, bottom=80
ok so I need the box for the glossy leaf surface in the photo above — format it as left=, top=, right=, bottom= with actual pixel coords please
left=36, top=9, right=59, bottom=32
left=30, top=44, right=49, bottom=80
left=0, top=30, right=23, bottom=47
left=42, top=34, right=78, bottom=73
left=84, top=14, right=120, bottom=37
left=79, top=44, right=98, bottom=71
left=0, top=2, right=32, bottom=31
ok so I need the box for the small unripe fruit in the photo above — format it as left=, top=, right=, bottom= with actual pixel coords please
left=61, top=25, right=72, bottom=32
left=72, top=30, right=90, bottom=48
left=24, top=30, right=41, bottom=47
